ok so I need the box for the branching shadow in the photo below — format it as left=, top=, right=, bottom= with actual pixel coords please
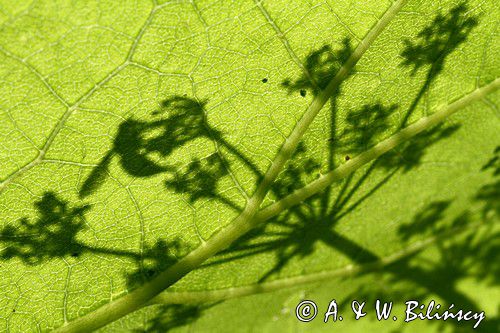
left=280, top=39, right=358, bottom=222
left=79, top=96, right=262, bottom=211
left=282, top=37, right=354, bottom=96
left=205, top=147, right=396, bottom=277
left=0, top=192, right=90, bottom=265
left=125, top=238, right=186, bottom=290
left=399, top=3, right=478, bottom=127
left=341, top=185, right=499, bottom=332
left=0, top=94, right=267, bottom=298
left=0, top=4, right=491, bottom=331
left=346, top=145, right=500, bottom=332
left=205, top=26, right=464, bottom=278
left=209, top=142, right=498, bottom=331
left=196, top=5, right=492, bottom=330
left=164, top=153, right=232, bottom=207
left=0, top=191, right=190, bottom=288
left=378, top=124, right=461, bottom=172
left=337, top=103, right=398, bottom=153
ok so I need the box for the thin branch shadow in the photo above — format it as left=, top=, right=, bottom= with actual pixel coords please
left=399, top=2, right=478, bottom=127
left=282, top=37, right=354, bottom=96
left=0, top=191, right=189, bottom=288
left=195, top=5, right=492, bottom=330
left=79, top=96, right=262, bottom=211
left=0, top=94, right=266, bottom=295
left=0, top=3, right=490, bottom=331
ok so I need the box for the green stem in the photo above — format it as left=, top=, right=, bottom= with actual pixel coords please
left=255, top=78, right=500, bottom=224
left=148, top=221, right=485, bottom=305
left=53, top=1, right=407, bottom=331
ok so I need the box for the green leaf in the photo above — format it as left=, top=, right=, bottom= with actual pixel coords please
left=0, top=0, right=498, bottom=332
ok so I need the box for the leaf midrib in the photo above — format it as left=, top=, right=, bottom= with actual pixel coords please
left=53, top=1, right=409, bottom=331
left=54, top=76, right=500, bottom=331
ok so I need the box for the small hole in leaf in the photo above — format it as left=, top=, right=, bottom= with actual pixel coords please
left=262, top=78, right=268, bottom=83
left=300, top=89, right=306, bottom=97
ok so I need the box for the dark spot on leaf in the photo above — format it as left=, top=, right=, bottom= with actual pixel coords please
left=71, top=252, right=80, bottom=257
left=345, top=155, right=350, bottom=161
left=262, top=78, right=268, bottom=83
left=300, top=89, right=306, bottom=97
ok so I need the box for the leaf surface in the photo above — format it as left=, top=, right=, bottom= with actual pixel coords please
left=0, top=0, right=498, bottom=332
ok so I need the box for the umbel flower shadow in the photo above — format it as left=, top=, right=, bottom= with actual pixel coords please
left=1, top=90, right=273, bottom=286
left=195, top=3, right=490, bottom=331
left=281, top=37, right=354, bottom=96
left=398, top=2, right=478, bottom=127
left=78, top=97, right=214, bottom=198
left=79, top=95, right=263, bottom=210
left=0, top=189, right=208, bottom=325
left=202, top=143, right=498, bottom=332
left=0, top=192, right=90, bottom=265
left=0, top=2, right=490, bottom=331
left=336, top=103, right=398, bottom=153
left=204, top=120, right=459, bottom=273
left=0, top=94, right=267, bottom=288
left=204, top=0, right=475, bottom=274
left=0, top=191, right=187, bottom=288
left=341, top=148, right=500, bottom=333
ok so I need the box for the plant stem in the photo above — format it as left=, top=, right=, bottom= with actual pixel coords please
left=52, top=1, right=408, bottom=331
left=148, top=221, right=485, bottom=305
left=255, top=78, right=500, bottom=223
